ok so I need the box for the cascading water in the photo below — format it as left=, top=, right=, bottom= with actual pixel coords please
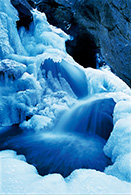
left=55, top=96, right=115, bottom=140
left=0, top=126, right=112, bottom=177
left=0, top=2, right=131, bottom=193
left=0, top=3, right=125, bottom=178
left=0, top=95, right=115, bottom=177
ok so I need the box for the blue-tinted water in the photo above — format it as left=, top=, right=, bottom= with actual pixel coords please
left=0, top=97, right=115, bottom=177
left=55, top=97, right=115, bottom=140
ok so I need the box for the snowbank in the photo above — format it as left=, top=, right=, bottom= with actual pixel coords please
left=104, top=100, right=131, bottom=182
left=1, top=150, right=131, bottom=194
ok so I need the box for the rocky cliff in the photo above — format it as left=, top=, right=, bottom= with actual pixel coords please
left=12, top=0, right=131, bottom=87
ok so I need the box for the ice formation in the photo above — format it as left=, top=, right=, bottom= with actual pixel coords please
left=0, top=0, right=131, bottom=194
left=1, top=150, right=131, bottom=194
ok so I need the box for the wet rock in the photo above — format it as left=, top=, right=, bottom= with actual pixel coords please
left=33, top=0, right=131, bottom=87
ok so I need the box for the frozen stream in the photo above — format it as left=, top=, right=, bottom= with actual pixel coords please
left=0, top=0, right=131, bottom=194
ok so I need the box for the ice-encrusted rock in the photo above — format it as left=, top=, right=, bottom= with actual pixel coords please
left=0, top=59, right=26, bottom=80
left=31, top=0, right=131, bottom=87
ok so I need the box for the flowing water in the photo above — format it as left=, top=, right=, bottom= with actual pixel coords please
left=55, top=96, right=115, bottom=140
left=0, top=96, right=115, bottom=177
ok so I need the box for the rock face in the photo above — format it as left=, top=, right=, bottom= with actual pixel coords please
left=10, top=0, right=131, bottom=87
left=30, top=0, right=131, bottom=87
left=33, top=0, right=98, bottom=69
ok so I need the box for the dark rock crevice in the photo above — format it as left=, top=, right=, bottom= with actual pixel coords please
left=11, top=0, right=33, bottom=29
left=66, top=34, right=97, bottom=68
left=34, top=0, right=99, bottom=68
left=34, top=0, right=131, bottom=87
left=11, top=0, right=131, bottom=87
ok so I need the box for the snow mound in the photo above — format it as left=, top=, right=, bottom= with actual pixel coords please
left=104, top=99, right=131, bottom=182
left=86, top=68, right=131, bottom=95
left=1, top=150, right=131, bottom=195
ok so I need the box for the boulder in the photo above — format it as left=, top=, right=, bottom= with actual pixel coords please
left=33, top=0, right=131, bottom=87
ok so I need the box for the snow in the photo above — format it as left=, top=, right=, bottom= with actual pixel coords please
left=0, top=59, right=26, bottom=80
left=0, top=0, right=27, bottom=59
left=0, top=0, right=131, bottom=194
left=19, top=8, right=70, bottom=57
left=85, top=67, right=131, bottom=95
left=1, top=150, right=131, bottom=194
left=113, top=100, right=131, bottom=123
left=104, top=99, right=131, bottom=182
left=20, top=114, right=53, bottom=132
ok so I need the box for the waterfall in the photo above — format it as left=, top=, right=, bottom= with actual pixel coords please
left=0, top=1, right=131, bottom=186
left=55, top=96, right=115, bottom=140
left=0, top=95, right=115, bottom=177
